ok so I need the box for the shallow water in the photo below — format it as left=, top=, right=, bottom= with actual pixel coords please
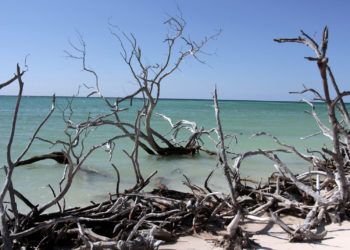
left=0, top=96, right=331, bottom=211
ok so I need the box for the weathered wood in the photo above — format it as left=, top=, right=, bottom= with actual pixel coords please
left=2, top=25, right=350, bottom=250
left=15, top=151, right=69, bottom=166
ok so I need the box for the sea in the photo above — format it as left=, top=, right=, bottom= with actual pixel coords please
left=0, top=96, right=331, bottom=211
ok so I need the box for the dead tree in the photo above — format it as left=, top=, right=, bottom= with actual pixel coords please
left=230, top=27, right=350, bottom=242
left=213, top=87, right=245, bottom=248
left=0, top=65, right=56, bottom=249
left=66, top=15, right=219, bottom=156
left=275, top=27, right=350, bottom=204
left=198, top=28, right=350, bottom=244
left=0, top=65, right=130, bottom=249
left=112, top=15, right=221, bottom=156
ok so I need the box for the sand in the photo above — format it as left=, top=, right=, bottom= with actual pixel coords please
left=247, top=219, right=350, bottom=249
left=159, top=218, right=350, bottom=250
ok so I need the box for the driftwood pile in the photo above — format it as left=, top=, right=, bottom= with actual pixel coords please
left=1, top=18, right=350, bottom=250
left=6, top=185, right=251, bottom=249
left=4, top=167, right=349, bottom=249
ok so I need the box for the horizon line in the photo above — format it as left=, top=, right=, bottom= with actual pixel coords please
left=0, top=94, right=327, bottom=104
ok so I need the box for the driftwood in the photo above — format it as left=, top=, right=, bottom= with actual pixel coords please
left=2, top=167, right=337, bottom=249
left=2, top=24, right=350, bottom=250
left=15, top=152, right=69, bottom=166
left=0, top=188, right=249, bottom=249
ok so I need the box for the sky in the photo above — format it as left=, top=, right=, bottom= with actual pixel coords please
left=0, top=0, right=349, bottom=101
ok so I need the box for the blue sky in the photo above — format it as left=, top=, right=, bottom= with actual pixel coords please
left=0, top=1, right=349, bottom=100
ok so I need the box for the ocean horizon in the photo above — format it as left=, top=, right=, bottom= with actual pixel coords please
left=1, top=94, right=337, bottom=104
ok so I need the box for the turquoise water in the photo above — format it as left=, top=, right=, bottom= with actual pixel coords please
left=0, top=96, right=331, bottom=211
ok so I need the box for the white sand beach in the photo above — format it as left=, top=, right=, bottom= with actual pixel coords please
left=160, top=219, right=350, bottom=249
